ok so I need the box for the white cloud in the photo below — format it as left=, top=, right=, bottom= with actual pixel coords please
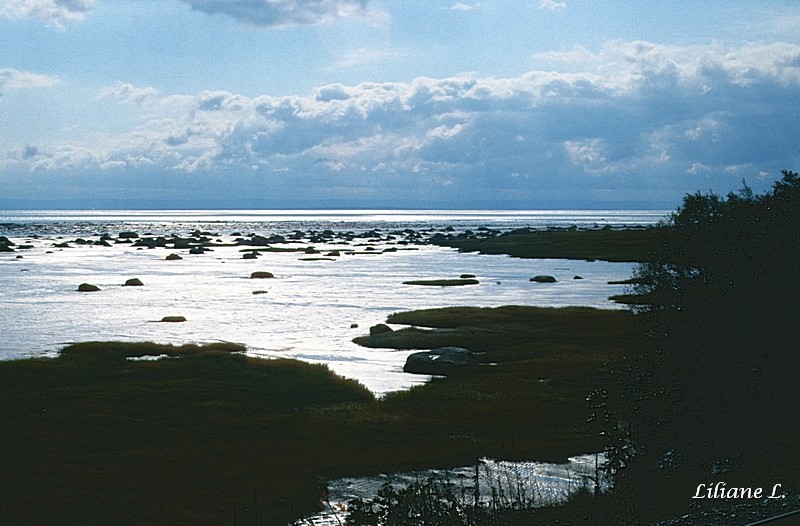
left=0, top=68, right=60, bottom=90
left=97, top=83, right=160, bottom=105
left=7, top=40, right=800, bottom=206
left=321, top=48, right=405, bottom=73
left=538, top=0, right=566, bottom=12
left=448, top=2, right=480, bottom=11
left=0, top=0, right=94, bottom=28
left=179, top=0, right=383, bottom=27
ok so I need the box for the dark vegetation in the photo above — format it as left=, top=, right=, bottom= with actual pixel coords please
left=0, top=307, right=640, bottom=525
left=430, top=227, right=657, bottom=262
left=605, top=170, right=800, bottom=523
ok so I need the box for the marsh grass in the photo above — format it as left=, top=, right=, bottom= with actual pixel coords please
left=0, top=307, right=640, bottom=525
left=402, top=278, right=480, bottom=286
left=432, top=228, right=658, bottom=262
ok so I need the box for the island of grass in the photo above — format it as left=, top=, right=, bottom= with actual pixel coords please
left=430, top=226, right=659, bottom=262
left=402, top=278, right=479, bottom=286
left=0, top=306, right=641, bottom=525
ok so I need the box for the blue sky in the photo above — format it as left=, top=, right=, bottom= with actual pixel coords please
left=1, top=1, right=799, bottom=209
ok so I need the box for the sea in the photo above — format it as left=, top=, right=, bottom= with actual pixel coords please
left=0, top=209, right=666, bottom=395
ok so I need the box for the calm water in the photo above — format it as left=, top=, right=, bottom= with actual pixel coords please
left=0, top=209, right=665, bottom=394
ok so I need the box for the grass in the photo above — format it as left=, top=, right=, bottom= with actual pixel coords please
left=402, top=278, right=480, bottom=286
left=0, top=307, right=642, bottom=525
left=431, top=228, right=659, bottom=262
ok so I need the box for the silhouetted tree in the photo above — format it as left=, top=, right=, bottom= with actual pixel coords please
left=611, top=171, right=800, bottom=519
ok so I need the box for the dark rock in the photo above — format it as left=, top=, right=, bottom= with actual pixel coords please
left=124, top=278, right=144, bottom=286
left=369, top=323, right=394, bottom=336
left=165, top=253, right=183, bottom=261
left=404, top=347, right=475, bottom=376
left=250, top=271, right=274, bottom=279
left=77, top=283, right=101, bottom=292
left=573, top=275, right=584, bottom=280
left=530, top=275, right=557, bottom=283
left=252, top=290, right=268, bottom=295
left=160, top=316, right=186, bottom=322
left=242, top=252, right=259, bottom=259
left=118, top=231, right=139, bottom=239
left=350, top=323, right=359, bottom=328
left=460, top=274, right=476, bottom=279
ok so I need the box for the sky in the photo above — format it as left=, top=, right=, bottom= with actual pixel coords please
left=1, top=1, right=800, bottom=209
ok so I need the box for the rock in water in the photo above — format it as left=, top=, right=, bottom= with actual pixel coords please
left=404, top=347, right=475, bottom=375
left=165, top=253, right=183, bottom=261
left=77, top=283, right=100, bottom=292
left=250, top=271, right=274, bottom=279
left=369, top=323, right=394, bottom=335
left=530, top=275, right=557, bottom=283
left=124, top=278, right=144, bottom=286
left=160, top=316, right=186, bottom=322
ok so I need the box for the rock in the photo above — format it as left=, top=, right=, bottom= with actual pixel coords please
left=242, top=252, right=259, bottom=259
left=165, top=253, right=183, bottom=261
left=460, top=274, right=476, bottom=279
left=160, top=316, right=186, bottom=322
left=77, top=283, right=100, bottom=292
left=369, top=323, right=393, bottom=335
left=530, top=275, right=557, bottom=283
left=326, top=251, right=341, bottom=257
left=124, top=278, right=144, bottom=286
left=573, top=275, right=584, bottom=280
left=252, top=290, right=268, bottom=295
left=118, top=231, right=139, bottom=239
left=250, top=271, right=274, bottom=279
left=350, top=323, right=359, bottom=328
left=404, top=347, right=476, bottom=376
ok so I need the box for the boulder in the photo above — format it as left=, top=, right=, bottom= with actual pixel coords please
left=124, top=278, right=144, bottom=286
left=77, top=283, right=100, bottom=292
left=252, top=290, right=268, bottom=295
left=118, top=231, right=139, bottom=239
left=530, top=275, right=557, bottom=283
left=165, top=253, right=183, bottom=261
left=369, top=323, right=394, bottom=336
left=160, top=316, right=186, bottom=323
left=404, top=347, right=475, bottom=376
left=250, top=271, right=274, bottom=279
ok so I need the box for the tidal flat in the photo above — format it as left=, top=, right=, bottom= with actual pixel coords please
left=0, top=215, right=664, bottom=524
left=0, top=305, right=640, bottom=525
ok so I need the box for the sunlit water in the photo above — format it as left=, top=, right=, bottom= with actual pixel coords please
left=0, top=209, right=665, bottom=394
left=302, top=454, right=609, bottom=525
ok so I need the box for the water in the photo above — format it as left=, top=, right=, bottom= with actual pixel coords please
left=0, top=209, right=665, bottom=394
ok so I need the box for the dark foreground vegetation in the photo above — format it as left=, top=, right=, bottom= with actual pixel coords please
left=607, top=171, right=800, bottom=523
left=0, top=306, right=638, bottom=525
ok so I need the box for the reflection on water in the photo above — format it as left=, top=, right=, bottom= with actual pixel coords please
left=0, top=210, right=663, bottom=394
left=298, top=454, right=610, bottom=525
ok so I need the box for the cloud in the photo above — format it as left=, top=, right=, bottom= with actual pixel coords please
left=0, top=0, right=94, bottom=28
left=97, top=83, right=160, bottom=105
left=0, top=68, right=60, bottom=91
left=321, top=48, right=405, bottom=73
left=538, top=0, right=566, bottom=11
left=179, top=0, right=382, bottom=27
left=448, top=2, right=480, bottom=11
left=6, top=40, right=800, bottom=206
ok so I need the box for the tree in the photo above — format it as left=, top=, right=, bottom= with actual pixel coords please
left=614, top=171, right=800, bottom=516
